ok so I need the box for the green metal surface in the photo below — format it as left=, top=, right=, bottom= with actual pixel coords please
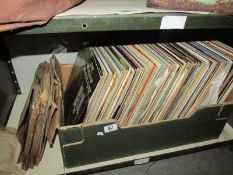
left=59, top=104, right=233, bottom=168
left=15, top=13, right=233, bottom=35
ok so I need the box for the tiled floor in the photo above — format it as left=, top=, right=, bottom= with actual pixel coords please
left=94, top=145, right=233, bottom=175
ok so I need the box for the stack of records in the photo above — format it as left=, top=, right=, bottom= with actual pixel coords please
left=16, top=41, right=233, bottom=169
left=17, top=56, right=63, bottom=169
left=69, top=41, right=233, bottom=126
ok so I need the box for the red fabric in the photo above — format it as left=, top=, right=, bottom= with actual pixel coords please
left=0, top=0, right=83, bottom=32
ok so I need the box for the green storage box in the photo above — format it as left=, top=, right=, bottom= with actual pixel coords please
left=59, top=103, right=233, bottom=168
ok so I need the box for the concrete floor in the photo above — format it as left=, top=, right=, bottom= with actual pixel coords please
left=94, top=145, right=233, bottom=175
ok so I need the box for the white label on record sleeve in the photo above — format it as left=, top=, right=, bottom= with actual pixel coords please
left=160, top=16, right=187, bottom=29
left=134, top=158, right=150, bottom=165
left=104, top=124, right=118, bottom=133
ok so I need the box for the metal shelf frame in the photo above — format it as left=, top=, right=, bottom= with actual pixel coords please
left=16, top=13, right=233, bottom=35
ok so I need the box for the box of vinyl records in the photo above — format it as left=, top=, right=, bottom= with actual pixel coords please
left=147, top=0, right=233, bottom=14
left=17, top=40, right=233, bottom=170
